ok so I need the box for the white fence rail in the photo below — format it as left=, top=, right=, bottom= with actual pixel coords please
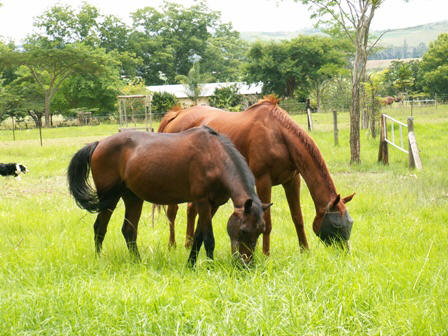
left=383, top=114, right=408, bottom=154
left=378, top=114, right=422, bottom=169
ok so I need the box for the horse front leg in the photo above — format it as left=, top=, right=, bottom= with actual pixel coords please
left=283, top=174, right=309, bottom=250
left=166, top=204, right=179, bottom=248
left=255, top=175, right=273, bottom=256
left=187, top=201, right=213, bottom=266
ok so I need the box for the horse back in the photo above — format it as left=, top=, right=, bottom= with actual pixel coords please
left=91, top=129, right=225, bottom=204
left=158, top=104, right=297, bottom=185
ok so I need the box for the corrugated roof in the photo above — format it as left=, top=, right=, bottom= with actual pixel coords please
left=146, top=82, right=262, bottom=99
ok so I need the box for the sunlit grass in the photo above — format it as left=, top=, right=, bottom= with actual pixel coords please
left=0, top=106, right=447, bottom=334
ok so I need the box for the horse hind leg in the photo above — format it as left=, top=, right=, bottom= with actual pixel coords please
left=121, top=189, right=144, bottom=260
left=166, top=204, right=179, bottom=249
left=93, top=198, right=119, bottom=256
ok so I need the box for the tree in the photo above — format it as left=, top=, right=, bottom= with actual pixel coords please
left=34, top=3, right=139, bottom=78
left=364, top=70, right=386, bottom=138
left=1, top=66, right=45, bottom=127
left=175, top=62, right=211, bottom=104
left=129, top=1, right=247, bottom=84
left=245, top=35, right=348, bottom=103
left=152, top=92, right=178, bottom=118
left=420, top=33, right=448, bottom=98
left=201, top=23, right=248, bottom=82
left=288, top=36, right=349, bottom=111
left=209, top=84, right=243, bottom=111
left=296, top=0, right=408, bottom=164
left=52, top=67, right=122, bottom=116
left=0, top=40, right=119, bottom=126
left=245, top=40, right=293, bottom=97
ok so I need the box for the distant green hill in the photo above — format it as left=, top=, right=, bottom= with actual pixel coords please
left=378, top=21, right=448, bottom=47
left=240, top=28, right=321, bottom=42
left=240, top=21, right=448, bottom=47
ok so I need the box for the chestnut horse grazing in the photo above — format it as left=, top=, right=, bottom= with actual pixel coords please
left=67, top=126, right=269, bottom=265
left=159, top=97, right=355, bottom=253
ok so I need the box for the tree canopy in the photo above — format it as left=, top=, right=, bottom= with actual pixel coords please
left=420, top=33, right=448, bottom=97
left=129, top=1, right=247, bottom=85
left=245, top=35, right=348, bottom=102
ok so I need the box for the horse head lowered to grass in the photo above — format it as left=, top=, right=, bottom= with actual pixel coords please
left=67, top=126, right=270, bottom=265
left=159, top=96, right=355, bottom=252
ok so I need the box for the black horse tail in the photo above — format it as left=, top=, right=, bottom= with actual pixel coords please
left=67, top=141, right=104, bottom=213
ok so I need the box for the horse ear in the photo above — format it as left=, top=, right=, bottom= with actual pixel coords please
left=342, top=193, right=355, bottom=204
left=244, top=199, right=253, bottom=214
left=262, top=203, right=273, bottom=212
left=327, top=194, right=340, bottom=210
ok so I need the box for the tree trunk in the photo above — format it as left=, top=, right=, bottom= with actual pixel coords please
left=44, top=92, right=51, bottom=127
left=349, top=3, right=376, bottom=164
left=350, top=81, right=361, bottom=164
left=315, top=83, right=321, bottom=113
left=350, top=34, right=363, bottom=165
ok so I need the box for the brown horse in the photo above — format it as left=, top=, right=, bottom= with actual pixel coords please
left=159, top=96, right=355, bottom=253
left=67, top=126, right=270, bottom=265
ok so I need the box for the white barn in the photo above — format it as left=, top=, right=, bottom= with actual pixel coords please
left=146, top=82, right=263, bottom=107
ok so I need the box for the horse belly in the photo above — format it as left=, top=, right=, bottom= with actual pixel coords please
left=124, top=166, right=193, bottom=204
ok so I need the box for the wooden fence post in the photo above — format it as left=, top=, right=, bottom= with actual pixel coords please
left=407, top=117, right=422, bottom=169
left=333, top=110, right=338, bottom=146
left=38, top=119, right=43, bottom=147
left=11, top=116, right=16, bottom=141
left=306, top=98, right=313, bottom=131
left=378, top=114, right=388, bottom=164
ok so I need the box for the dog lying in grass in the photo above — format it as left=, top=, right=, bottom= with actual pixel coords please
left=0, top=163, right=28, bottom=180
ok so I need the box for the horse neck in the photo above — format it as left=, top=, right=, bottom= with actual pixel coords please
left=282, top=129, right=338, bottom=211
left=217, top=144, right=256, bottom=208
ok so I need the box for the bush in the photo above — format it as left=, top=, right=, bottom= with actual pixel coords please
left=152, top=91, right=178, bottom=118
left=209, top=84, right=243, bottom=111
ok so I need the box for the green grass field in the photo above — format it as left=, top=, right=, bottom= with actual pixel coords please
left=1, top=106, right=447, bottom=335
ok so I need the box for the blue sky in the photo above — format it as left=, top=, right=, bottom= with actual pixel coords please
left=1, top=0, right=447, bottom=42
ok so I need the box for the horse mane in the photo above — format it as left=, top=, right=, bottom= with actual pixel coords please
left=251, top=99, right=336, bottom=193
left=203, top=126, right=257, bottom=200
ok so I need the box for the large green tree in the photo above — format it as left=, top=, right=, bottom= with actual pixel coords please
left=0, top=39, right=119, bottom=126
left=295, top=0, right=410, bottom=164
left=245, top=40, right=293, bottom=97
left=383, top=60, right=421, bottom=97
left=34, top=3, right=139, bottom=78
left=245, top=35, right=348, bottom=103
left=1, top=66, right=44, bottom=126
left=420, top=33, right=448, bottom=98
left=129, top=1, right=247, bottom=85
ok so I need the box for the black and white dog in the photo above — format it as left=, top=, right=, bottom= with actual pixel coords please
left=0, top=163, right=28, bottom=180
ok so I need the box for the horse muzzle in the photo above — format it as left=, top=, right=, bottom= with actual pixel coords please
left=318, top=210, right=353, bottom=246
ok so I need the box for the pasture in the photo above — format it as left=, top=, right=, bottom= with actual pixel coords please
left=1, top=106, right=447, bottom=335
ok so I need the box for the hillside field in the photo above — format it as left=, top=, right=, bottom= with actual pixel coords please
left=1, top=105, right=447, bottom=335
left=241, top=20, right=448, bottom=48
